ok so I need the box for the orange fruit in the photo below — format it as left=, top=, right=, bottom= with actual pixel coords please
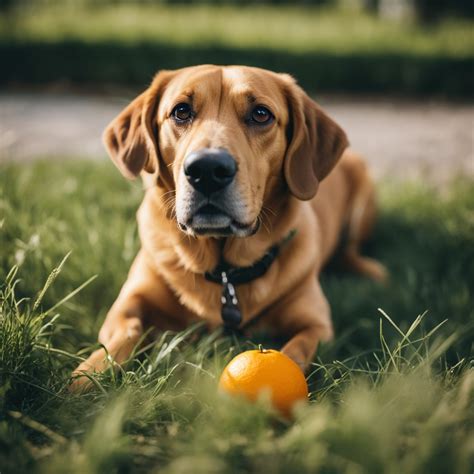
left=219, top=347, right=308, bottom=416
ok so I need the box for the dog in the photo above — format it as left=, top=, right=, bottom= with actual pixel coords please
left=70, top=65, right=387, bottom=390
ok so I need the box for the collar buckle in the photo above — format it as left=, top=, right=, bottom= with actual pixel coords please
left=220, top=271, right=242, bottom=329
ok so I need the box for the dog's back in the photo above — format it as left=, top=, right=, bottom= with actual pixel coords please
left=313, top=150, right=387, bottom=281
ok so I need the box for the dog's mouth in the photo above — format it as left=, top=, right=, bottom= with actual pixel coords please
left=179, top=204, right=259, bottom=237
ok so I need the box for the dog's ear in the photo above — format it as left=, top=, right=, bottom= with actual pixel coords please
left=103, top=70, right=174, bottom=180
left=283, top=80, right=349, bottom=200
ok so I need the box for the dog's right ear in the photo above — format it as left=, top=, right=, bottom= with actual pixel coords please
left=103, top=70, right=175, bottom=180
left=282, top=77, right=349, bottom=200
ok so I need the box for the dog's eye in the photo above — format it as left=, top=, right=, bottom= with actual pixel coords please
left=251, top=105, right=273, bottom=125
left=172, top=103, right=192, bottom=122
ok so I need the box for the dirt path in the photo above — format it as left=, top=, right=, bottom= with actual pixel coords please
left=1, top=92, right=472, bottom=182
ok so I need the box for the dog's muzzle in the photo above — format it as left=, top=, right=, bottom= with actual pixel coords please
left=178, top=148, right=257, bottom=237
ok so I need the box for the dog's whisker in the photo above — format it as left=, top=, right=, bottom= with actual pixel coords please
left=259, top=209, right=272, bottom=235
left=162, top=195, right=177, bottom=211
left=262, top=205, right=277, bottom=217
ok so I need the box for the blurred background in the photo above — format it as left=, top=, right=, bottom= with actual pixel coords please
left=0, top=0, right=473, bottom=180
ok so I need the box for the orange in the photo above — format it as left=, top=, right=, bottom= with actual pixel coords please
left=219, top=347, right=309, bottom=417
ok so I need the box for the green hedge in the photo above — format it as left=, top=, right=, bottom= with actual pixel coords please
left=2, top=40, right=472, bottom=97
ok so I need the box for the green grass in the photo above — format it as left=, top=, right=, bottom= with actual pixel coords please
left=1, top=4, right=473, bottom=95
left=0, top=160, right=473, bottom=473
left=2, top=4, right=472, bottom=57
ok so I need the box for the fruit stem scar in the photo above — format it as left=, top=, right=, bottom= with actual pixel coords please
left=258, top=344, right=263, bottom=353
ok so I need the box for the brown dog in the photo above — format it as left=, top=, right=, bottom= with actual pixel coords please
left=71, top=65, right=386, bottom=390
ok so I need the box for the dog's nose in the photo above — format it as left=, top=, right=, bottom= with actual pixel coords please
left=184, top=148, right=237, bottom=195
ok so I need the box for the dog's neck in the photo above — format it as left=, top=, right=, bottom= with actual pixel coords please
left=142, top=185, right=300, bottom=276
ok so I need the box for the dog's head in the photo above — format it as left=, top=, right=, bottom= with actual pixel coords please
left=104, top=65, right=348, bottom=237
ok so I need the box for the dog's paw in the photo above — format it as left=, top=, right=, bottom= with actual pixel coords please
left=68, top=372, right=94, bottom=393
left=363, top=258, right=389, bottom=284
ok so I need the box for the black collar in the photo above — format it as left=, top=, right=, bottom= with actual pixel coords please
left=204, top=229, right=297, bottom=331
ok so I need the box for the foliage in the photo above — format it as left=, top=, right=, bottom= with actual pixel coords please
left=0, top=4, right=473, bottom=96
left=413, top=0, right=474, bottom=23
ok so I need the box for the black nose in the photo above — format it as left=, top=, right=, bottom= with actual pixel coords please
left=184, top=148, right=237, bottom=195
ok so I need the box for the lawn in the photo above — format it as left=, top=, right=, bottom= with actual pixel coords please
left=0, top=160, right=473, bottom=473
left=1, top=3, right=473, bottom=95
left=2, top=4, right=472, bottom=56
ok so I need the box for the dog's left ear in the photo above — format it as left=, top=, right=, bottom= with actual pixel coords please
left=103, top=70, right=175, bottom=180
left=283, top=80, right=349, bottom=200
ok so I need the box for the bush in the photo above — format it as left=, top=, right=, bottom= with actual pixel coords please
left=1, top=3, right=472, bottom=96
left=414, top=0, right=474, bottom=22
left=1, top=40, right=472, bottom=97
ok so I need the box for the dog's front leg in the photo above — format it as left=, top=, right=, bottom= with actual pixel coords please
left=275, top=277, right=334, bottom=371
left=69, top=287, right=147, bottom=392
left=69, top=251, right=182, bottom=392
